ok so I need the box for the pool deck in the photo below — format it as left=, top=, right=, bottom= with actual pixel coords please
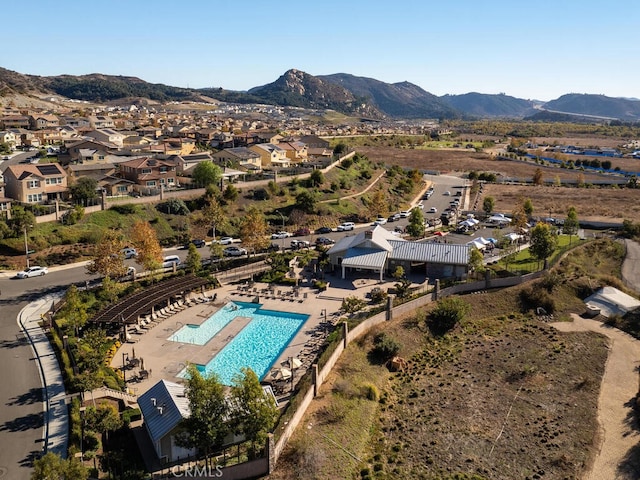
left=112, top=275, right=418, bottom=397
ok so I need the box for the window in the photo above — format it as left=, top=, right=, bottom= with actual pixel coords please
left=141, top=168, right=152, bottom=174
left=27, top=180, right=40, bottom=189
left=146, top=180, right=156, bottom=187
left=117, top=186, right=128, bottom=193
left=159, top=178, right=165, bottom=185
left=167, top=178, right=175, bottom=184
left=27, top=193, right=42, bottom=203
left=46, top=177, right=63, bottom=185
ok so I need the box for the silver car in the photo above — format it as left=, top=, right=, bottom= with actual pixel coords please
left=16, top=266, right=48, bottom=278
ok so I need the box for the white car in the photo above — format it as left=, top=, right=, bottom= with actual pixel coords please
left=218, top=236, right=234, bottom=245
left=16, top=266, right=48, bottom=278
left=337, top=222, right=355, bottom=231
left=399, top=210, right=411, bottom=218
left=271, top=231, right=292, bottom=239
left=414, top=203, right=424, bottom=210
left=443, top=191, right=451, bottom=196
left=224, top=246, right=248, bottom=257
left=373, top=217, right=387, bottom=225
left=429, top=207, right=438, bottom=213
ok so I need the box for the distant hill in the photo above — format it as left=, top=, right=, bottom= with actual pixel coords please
left=319, top=73, right=458, bottom=119
left=440, top=92, right=536, bottom=118
left=542, top=94, right=640, bottom=121
left=246, top=69, right=382, bottom=118
left=2, top=66, right=640, bottom=122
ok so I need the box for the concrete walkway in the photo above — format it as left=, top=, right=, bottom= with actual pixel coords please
left=17, top=293, right=68, bottom=458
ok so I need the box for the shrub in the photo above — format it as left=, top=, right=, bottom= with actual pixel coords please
left=156, top=199, right=190, bottom=215
left=361, top=383, right=379, bottom=401
left=519, top=285, right=556, bottom=314
left=370, top=333, right=400, bottom=363
left=109, top=204, right=138, bottom=215
left=427, top=297, right=470, bottom=336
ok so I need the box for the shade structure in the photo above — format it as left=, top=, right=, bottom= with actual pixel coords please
left=289, top=357, right=302, bottom=369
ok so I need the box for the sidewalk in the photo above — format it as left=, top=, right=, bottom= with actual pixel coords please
left=17, top=293, right=68, bottom=458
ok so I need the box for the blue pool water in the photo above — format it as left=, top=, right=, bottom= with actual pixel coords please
left=169, top=301, right=253, bottom=345
left=173, top=301, right=309, bottom=385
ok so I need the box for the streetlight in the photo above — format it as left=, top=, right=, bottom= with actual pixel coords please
left=122, top=352, right=129, bottom=385
left=23, top=224, right=33, bottom=269
left=276, top=211, right=285, bottom=248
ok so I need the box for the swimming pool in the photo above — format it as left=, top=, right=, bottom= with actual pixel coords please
left=168, top=301, right=254, bottom=345
left=174, top=301, right=309, bottom=385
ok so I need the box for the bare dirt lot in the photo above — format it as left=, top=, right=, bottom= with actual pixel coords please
left=359, top=146, right=640, bottom=222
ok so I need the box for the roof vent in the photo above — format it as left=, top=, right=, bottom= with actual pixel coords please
left=151, top=398, right=156, bottom=406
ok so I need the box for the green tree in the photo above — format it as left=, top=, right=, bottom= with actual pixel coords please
left=85, top=401, right=123, bottom=444
left=177, top=365, right=229, bottom=469
left=368, top=189, right=388, bottom=218
left=469, top=247, right=485, bottom=275
left=482, top=196, right=495, bottom=215
left=295, top=190, right=317, bottom=214
left=198, top=195, right=226, bottom=241
left=392, top=266, right=412, bottom=298
left=31, top=452, right=88, bottom=480
left=230, top=368, right=278, bottom=459
left=59, top=285, right=88, bottom=336
left=240, top=207, right=270, bottom=255
left=428, top=297, right=470, bottom=336
left=308, top=169, right=324, bottom=188
left=69, top=177, right=99, bottom=206
left=223, top=184, right=239, bottom=202
left=333, top=142, right=348, bottom=157
left=341, top=296, right=366, bottom=315
left=192, top=161, right=222, bottom=187
left=563, top=206, right=580, bottom=244
left=406, top=208, right=425, bottom=238
left=9, top=205, right=36, bottom=237
left=185, top=243, right=202, bottom=273
left=529, top=222, right=558, bottom=269
left=511, top=199, right=529, bottom=234
left=523, top=198, right=534, bottom=216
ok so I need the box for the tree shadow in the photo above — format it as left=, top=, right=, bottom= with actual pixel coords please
left=5, top=387, right=43, bottom=407
left=617, top=441, right=640, bottom=479
left=0, top=333, right=29, bottom=349
left=623, top=396, right=640, bottom=436
left=19, top=448, right=43, bottom=468
left=0, top=412, right=43, bottom=433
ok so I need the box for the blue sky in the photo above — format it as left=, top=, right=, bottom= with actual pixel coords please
left=4, top=0, right=637, bottom=101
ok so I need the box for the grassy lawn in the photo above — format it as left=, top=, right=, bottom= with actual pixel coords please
left=498, top=234, right=581, bottom=274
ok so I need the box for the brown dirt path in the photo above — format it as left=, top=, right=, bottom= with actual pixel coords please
left=550, top=315, right=640, bottom=479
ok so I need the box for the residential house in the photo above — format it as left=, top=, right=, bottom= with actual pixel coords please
left=29, top=114, right=60, bottom=130
left=278, top=140, right=308, bottom=163
left=164, top=152, right=213, bottom=175
left=97, top=175, right=136, bottom=196
left=62, top=139, right=118, bottom=164
left=255, top=132, right=283, bottom=144
left=61, top=116, right=91, bottom=129
left=89, top=116, right=116, bottom=129
left=137, top=126, right=163, bottom=139
left=0, top=130, right=17, bottom=149
left=85, top=129, right=126, bottom=148
left=119, top=157, right=178, bottom=193
left=249, top=143, right=290, bottom=169
left=194, top=128, right=218, bottom=145
left=232, top=132, right=261, bottom=147
left=209, top=132, right=234, bottom=149
left=4, top=163, right=68, bottom=203
left=0, top=173, right=11, bottom=218
left=212, top=147, right=262, bottom=171
left=65, top=162, right=117, bottom=182
left=0, top=115, right=30, bottom=130
left=327, top=225, right=470, bottom=281
left=298, top=135, right=330, bottom=149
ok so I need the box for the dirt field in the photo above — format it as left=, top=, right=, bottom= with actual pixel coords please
left=359, top=146, right=640, bottom=222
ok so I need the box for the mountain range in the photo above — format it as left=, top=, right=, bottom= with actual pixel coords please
left=1, top=66, right=639, bottom=122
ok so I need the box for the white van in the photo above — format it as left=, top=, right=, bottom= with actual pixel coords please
left=337, top=222, right=355, bottom=231
left=162, top=255, right=181, bottom=268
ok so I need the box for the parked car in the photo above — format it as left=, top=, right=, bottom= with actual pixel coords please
left=224, top=246, right=247, bottom=257
left=291, top=239, right=310, bottom=249
left=122, top=247, right=137, bottom=259
left=388, top=213, right=401, bottom=222
left=218, top=236, right=234, bottom=245
left=315, top=237, right=335, bottom=246
left=185, top=239, right=205, bottom=248
left=413, top=203, right=424, bottom=210
left=443, top=191, right=451, bottom=196
left=315, top=226, right=333, bottom=234
left=162, top=255, right=181, bottom=268
left=337, top=222, right=355, bottom=231
left=16, top=266, right=48, bottom=278
left=293, top=227, right=311, bottom=237
left=373, top=217, right=387, bottom=225
left=271, top=231, right=292, bottom=239
left=428, top=207, right=438, bottom=213
left=399, top=210, right=411, bottom=218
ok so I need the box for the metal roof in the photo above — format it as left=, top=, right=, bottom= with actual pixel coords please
left=389, top=240, right=470, bottom=265
left=138, top=380, right=190, bottom=443
left=341, top=248, right=388, bottom=269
